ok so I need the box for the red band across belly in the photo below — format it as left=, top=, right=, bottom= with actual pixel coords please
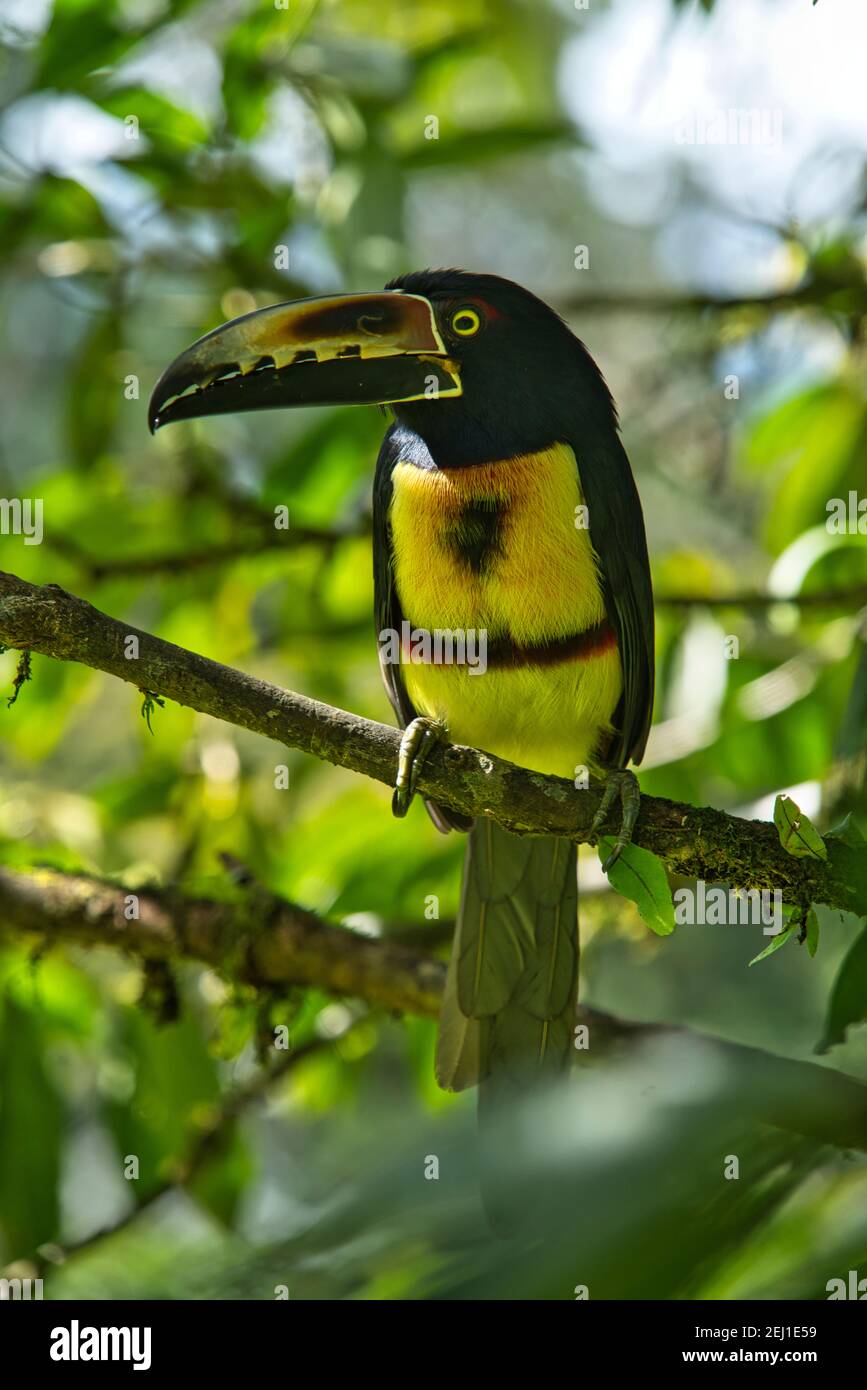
left=398, top=618, right=616, bottom=669
left=486, top=619, right=616, bottom=668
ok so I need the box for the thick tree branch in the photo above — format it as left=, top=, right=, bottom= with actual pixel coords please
left=2, top=864, right=867, bottom=1156
left=0, top=570, right=862, bottom=916
left=0, top=866, right=445, bottom=1018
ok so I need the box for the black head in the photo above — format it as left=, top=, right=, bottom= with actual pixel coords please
left=383, top=268, right=619, bottom=466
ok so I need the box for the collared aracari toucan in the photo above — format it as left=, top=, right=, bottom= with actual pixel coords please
left=150, top=269, right=655, bottom=1106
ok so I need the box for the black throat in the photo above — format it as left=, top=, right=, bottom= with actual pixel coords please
left=392, top=399, right=563, bottom=470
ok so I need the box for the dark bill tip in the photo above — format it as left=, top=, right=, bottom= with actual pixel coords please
left=149, top=354, right=461, bottom=431
left=148, top=291, right=460, bottom=432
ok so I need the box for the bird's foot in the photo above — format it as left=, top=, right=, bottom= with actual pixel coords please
left=392, top=716, right=447, bottom=818
left=590, top=767, right=641, bottom=873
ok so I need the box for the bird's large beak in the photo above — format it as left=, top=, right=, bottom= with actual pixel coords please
left=148, top=291, right=460, bottom=431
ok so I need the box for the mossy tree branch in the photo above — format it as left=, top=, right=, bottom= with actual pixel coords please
left=0, top=570, right=861, bottom=916
left=0, top=864, right=445, bottom=1018
left=2, top=863, right=867, bottom=1155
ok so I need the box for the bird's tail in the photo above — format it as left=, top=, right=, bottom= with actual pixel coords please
left=435, top=818, right=579, bottom=1103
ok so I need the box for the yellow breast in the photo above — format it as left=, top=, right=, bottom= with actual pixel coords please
left=387, top=443, right=622, bottom=777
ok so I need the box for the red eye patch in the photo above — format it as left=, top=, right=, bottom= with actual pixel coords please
left=470, top=297, right=503, bottom=320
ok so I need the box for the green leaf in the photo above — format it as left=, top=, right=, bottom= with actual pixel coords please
left=95, top=88, right=211, bottom=151
left=773, top=794, right=828, bottom=860
left=749, top=920, right=799, bottom=966
left=35, top=0, right=201, bottom=90
left=599, top=840, right=675, bottom=936
left=101, top=1003, right=246, bottom=1224
left=817, top=918, right=867, bottom=1052
left=826, top=840, right=867, bottom=919
left=399, top=120, right=577, bottom=170
left=188, top=1124, right=254, bottom=1227
left=825, top=812, right=866, bottom=848
left=746, top=383, right=864, bottom=552
left=0, top=993, right=64, bottom=1258
left=835, top=643, right=867, bottom=761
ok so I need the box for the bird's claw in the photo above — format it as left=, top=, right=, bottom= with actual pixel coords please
left=392, top=717, right=447, bottom=818
left=590, top=767, right=641, bottom=874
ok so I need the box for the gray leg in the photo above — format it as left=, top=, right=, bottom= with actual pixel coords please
left=392, top=716, right=447, bottom=818
left=590, top=767, right=641, bottom=873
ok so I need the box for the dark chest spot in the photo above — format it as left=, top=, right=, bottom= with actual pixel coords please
left=444, top=497, right=506, bottom=575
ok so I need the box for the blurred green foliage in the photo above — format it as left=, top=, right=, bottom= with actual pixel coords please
left=0, top=0, right=865, bottom=1299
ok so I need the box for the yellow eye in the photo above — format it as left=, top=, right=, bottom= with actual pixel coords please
left=450, top=306, right=481, bottom=337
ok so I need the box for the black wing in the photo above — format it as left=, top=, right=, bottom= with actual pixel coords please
left=373, top=425, right=471, bottom=832
left=569, top=431, right=654, bottom=768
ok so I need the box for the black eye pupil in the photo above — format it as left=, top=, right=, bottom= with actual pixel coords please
left=452, top=309, right=479, bottom=334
